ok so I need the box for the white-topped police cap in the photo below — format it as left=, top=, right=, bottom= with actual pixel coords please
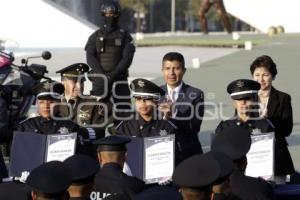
left=227, top=79, right=260, bottom=100
left=130, top=78, right=165, bottom=100
left=32, top=80, right=64, bottom=100
left=56, top=63, right=90, bottom=79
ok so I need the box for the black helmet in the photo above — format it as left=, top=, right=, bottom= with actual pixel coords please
left=100, top=0, right=121, bottom=17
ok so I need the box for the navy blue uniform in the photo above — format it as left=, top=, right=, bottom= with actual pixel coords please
left=230, top=171, right=274, bottom=200
left=17, top=116, right=78, bottom=134
left=0, top=181, right=31, bottom=200
left=17, top=116, right=93, bottom=156
left=94, top=163, right=145, bottom=199
left=116, top=115, right=186, bottom=165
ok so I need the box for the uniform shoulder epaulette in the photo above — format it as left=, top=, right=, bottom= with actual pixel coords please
left=19, top=115, right=37, bottom=124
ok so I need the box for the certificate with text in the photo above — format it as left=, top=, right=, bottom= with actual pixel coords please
left=45, top=133, right=77, bottom=162
left=245, top=132, right=274, bottom=180
left=144, top=135, right=175, bottom=184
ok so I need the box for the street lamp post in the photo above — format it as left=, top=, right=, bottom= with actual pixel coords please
left=171, top=0, right=175, bottom=32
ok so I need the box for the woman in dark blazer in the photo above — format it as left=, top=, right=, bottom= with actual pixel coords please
left=250, top=55, right=295, bottom=182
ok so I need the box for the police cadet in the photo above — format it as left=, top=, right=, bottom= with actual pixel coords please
left=92, top=136, right=146, bottom=200
left=26, top=161, right=72, bottom=200
left=172, top=153, right=221, bottom=200
left=85, top=0, right=135, bottom=122
left=211, top=126, right=274, bottom=200
left=115, top=79, right=187, bottom=165
left=64, top=154, right=100, bottom=200
left=56, top=63, right=111, bottom=139
left=215, top=79, right=274, bottom=134
left=17, top=80, right=78, bottom=134
left=16, top=80, right=92, bottom=155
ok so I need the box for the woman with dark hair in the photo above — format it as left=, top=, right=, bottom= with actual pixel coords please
left=250, top=55, right=295, bottom=183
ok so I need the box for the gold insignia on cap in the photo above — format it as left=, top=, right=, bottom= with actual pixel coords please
left=236, top=80, right=244, bottom=88
left=137, top=80, right=145, bottom=88
left=43, top=81, right=51, bottom=90
left=79, top=109, right=91, bottom=119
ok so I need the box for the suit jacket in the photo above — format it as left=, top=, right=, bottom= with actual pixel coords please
left=266, top=87, right=295, bottom=175
left=161, top=82, right=204, bottom=164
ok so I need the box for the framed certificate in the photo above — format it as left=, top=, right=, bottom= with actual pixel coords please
left=124, top=135, right=175, bottom=184
left=245, top=132, right=275, bottom=180
left=144, top=135, right=174, bottom=183
left=9, top=131, right=77, bottom=178
left=45, top=133, right=77, bottom=162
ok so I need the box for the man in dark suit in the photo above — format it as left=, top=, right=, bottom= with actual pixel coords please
left=211, top=126, right=274, bottom=200
left=160, top=52, right=204, bottom=164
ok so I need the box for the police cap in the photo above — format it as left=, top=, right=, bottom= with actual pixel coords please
left=206, top=151, right=234, bottom=183
left=227, top=79, right=260, bottom=100
left=211, top=126, right=252, bottom=160
left=63, top=154, right=99, bottom=185
left=56, top=63, right=89, bottom=80
left=172, top=153, right=221, bottom=189
left=32, top=80, right=64, bottom=100
left=93, top=135, right=131, bottom=152
left=130, top=78, right=165, bottom=100
left=26, top=161, right=72, bottom=194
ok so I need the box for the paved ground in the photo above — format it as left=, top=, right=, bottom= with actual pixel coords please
left=153, top=34, right=300, bottom=171
left=13, top=33, right=300, bottom=171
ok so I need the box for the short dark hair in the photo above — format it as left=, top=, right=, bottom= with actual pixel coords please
left=162, top=52, right=185, bottom=69
left=250, top=55, right=278, bottom=78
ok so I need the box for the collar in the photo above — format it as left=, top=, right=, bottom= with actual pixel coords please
left=102, top=163, right=122, bottom=170
left=39, top=117, right=52, bottom=123
left=167, top=82, right=183, bottom=94
left=138, top=114, right=154, bottom=127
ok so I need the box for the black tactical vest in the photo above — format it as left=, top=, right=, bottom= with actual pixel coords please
left=96, top=29, right=125, bottom=73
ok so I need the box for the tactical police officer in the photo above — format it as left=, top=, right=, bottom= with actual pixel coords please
left=92, top=136, right=146, bottom=200
left=85, top=0, right=135, bottom=123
